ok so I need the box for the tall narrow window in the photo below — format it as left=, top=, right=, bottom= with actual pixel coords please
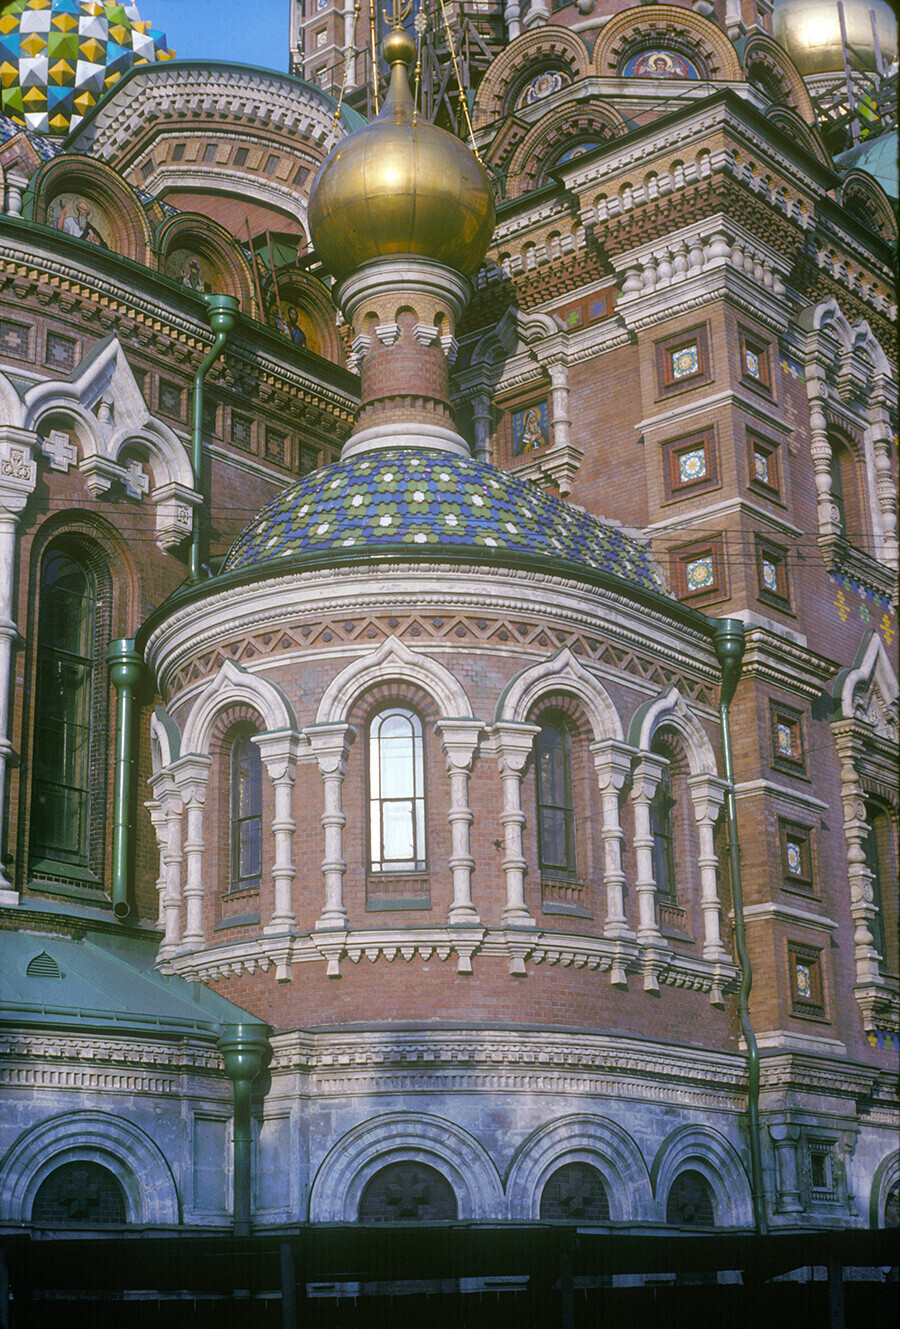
left=230, top=731, right=262, bottom=892
left=31, top=547, right=97, bottom=875
left=536, top=722, right=576, bottom=876
left=650, top=763, right=677, bottom=901
left=369, top=707, right=425, bottom=872
left=863, top=801, right=898, bottom=974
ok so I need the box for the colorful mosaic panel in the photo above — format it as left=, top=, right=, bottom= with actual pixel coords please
left=677, top=446, right=707, bottom=485
left=753, top=448, right=770, bottom=485
left=786, top=840, right=803, bottom=875
left=222, top=447, right=672, bottom=599
left=623, top=49, right=700, bottom=79
left=670, top=343, right=699, bottom=381
left=684, top=555, right=714, bottom=592
left=512, top=401, right=550, bottom=455
left=0, top=1, right=175, bottom=136
left=744, top=347, right=762, bottom=380
left=795, top=961, right=812, bottom=1000
left=776, top=721, right=795, bottom=758
left=761, top=557, right=780, bottom=593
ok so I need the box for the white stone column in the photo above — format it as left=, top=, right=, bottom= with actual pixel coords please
left=833, top=722, right=882, bottom=986
left=590, top=739, right=635, bottom=940
left=687, top=772, right=730, bottom=961
left=769, top=1123, right=803, bottom=1215
left=472, top=391, right=493, bottom=465
left=488, top=722, right=541, bottom=926
left=629, top=755, right=667, bottom=948
left=867, top=374, right=898, bottom=569
left=3, top=170, right=27, bottom=218
left=805, top=377, right=842, bottom=546
left=436, top=718, right=482, bottom=927
left=146, top=797, right=166, bottom=929
left=0, top=428, right=39, bottom=903
left=306, top=722, right=355, bottom=931
left=171, top=755, right=211, bottom=951
left=547, top=356, right=571, bottom=452
left=254, top=730, right=301, bottom=935
left=156, top=780, right=184, bottom=957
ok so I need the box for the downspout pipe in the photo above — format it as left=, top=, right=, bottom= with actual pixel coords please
left=712, top=618, right=767, bottom=1236
left=190, top=294, right=240, bottom=583
left=218, top=1022, right=271, bottom=1237
left=107, top=638, right=143, bottom=921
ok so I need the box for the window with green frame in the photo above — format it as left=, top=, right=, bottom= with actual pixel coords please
left=535, top=720, right=576, bottom=877
left=30, top=544, right=104, bottom=879
left=230, top=730, right=262, bottom=892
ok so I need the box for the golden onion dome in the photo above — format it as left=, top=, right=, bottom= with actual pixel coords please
left=772, top=0, right=897, bottom=77
left=308, top=27, right=495, bottom=282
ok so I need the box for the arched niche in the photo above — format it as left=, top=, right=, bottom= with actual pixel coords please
left=263, top=265, right=344, bottom=364
left=743, top=32, right=816, bottom=121
left=157, top=213, right=254, bottom=312
left=593, top=6, right=743, bottom=82
left=650, top=1123, right=753, bottom=1227
left=506, top=100, right=626, bottom=197
left=473, top=26, right=590, bottom=128
left=32, top=155, right=153, bottom=263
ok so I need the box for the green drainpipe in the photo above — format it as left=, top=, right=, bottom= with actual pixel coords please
left=217, top=1023, right=271, bottom=1237
left=106, top=639, right=143, bottom=921
left=712, top=618, right=768, bottom=1236
left=190, top=294, right=240, bottom=583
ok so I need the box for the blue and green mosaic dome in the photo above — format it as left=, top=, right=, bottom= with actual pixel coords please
left=0, top=1, right=173, bottom=136
left=222, top=449, right=671, bottom=598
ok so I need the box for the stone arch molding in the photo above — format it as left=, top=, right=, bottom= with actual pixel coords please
left=628, top=685, right=717, bottom=775
left=742, top=32, right=815, bottom=122
left=309, top=1113, right=505, bottom=1221
left=23, top=335, right=199, bottom=551
left=473, top=27, right=590, bottom=128
left=869, top=1149, right=899, bottom=1228
left=316, top=635, right=473, bottom=725
left=650, top=1124, right=753, bottom=1227
left=592, top=6, right=743, bottom=81
left=505, top=1114, right=653, bottom=1221
left=0, top=1110, right=180, bottom=1224
left=833, top=631, right=898, bottom=741
left=497, top=647, right=624, bottom=742
left=181, top=660, right=298, bottom=757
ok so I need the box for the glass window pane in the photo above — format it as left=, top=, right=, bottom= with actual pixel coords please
left=383, top=800, right=414, bottom=861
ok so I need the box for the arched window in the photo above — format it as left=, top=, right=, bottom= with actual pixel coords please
left=863, top=801, right=898, bottom=976
left=30, top=543, right=107, bottom=881
left=828, top=436, right=863, bottom=545
left=368, top=707, right=426, bottom=872
left=358, top=1162, right=457, bottom=1221
left=535, top=721, right=576, bottom=878
left=666, top=1169, right=715, bottom=1227
left=32, top=1161, right=127, bottom=1225
left=540, top=1162, right=610, bottom=1221
left=649, top=762, right=676, bottom=903
left=230, top=730, right=262, bottom=892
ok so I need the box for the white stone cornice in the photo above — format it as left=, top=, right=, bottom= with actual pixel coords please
left=733, top=779, right=830, bottom=814
left=637, top=386, right=793, bottom=438
left=644, top=495, right=804, bottom=541
left=68, top=64, right=347, bottom=160
left=144, top=563, right=717, bottom=707
left=741, top=902, right=838, bottom=933
left=161, top=923, right=740, bottom=998
left=740, top=626, right=838, bottom=697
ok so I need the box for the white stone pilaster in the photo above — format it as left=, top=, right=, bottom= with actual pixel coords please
left=170, top=755, right=211, bottom=951
left=254, top=729, right=302, bottom=937
left=436, top=718, right=483, bottom=927
left=307, top=722, right=355, bottom=931
left=687, top=772, right=730, bottom=963
left=590, top=740, right=635, bottom=944
left=488, top=722, right=541, bottom=926
left=630, top=756, right=668, bottom=954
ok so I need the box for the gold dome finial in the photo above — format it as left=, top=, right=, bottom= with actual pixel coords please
left=307, top=8, right=495, bottom=284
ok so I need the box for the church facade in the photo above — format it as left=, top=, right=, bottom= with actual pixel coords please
left=0, top=0, right=897, bottom=1278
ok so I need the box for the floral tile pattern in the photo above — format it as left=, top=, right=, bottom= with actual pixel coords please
left=223, top=448, right=671, bottom=597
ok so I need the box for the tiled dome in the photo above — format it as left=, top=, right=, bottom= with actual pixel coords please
left=0, top=1, right=173, bottom=136
left=222, top=449, right=671, bottom=598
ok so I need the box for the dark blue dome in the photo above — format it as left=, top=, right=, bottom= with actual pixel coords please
left=222, top=448, right=670, bottom=598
